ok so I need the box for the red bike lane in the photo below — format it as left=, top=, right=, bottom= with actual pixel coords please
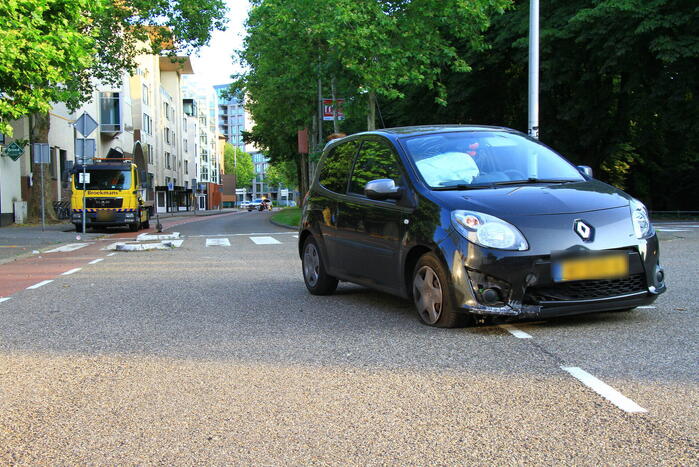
left=0, top=211, right=240, bottom=301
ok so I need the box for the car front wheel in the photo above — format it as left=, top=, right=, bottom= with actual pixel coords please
left=412, top=253, right=467, bottom=328
left=302, top=237, right=338, bottom=295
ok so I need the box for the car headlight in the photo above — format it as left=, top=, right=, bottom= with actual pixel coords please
left=630, top=198, right=652, bottom=238
left=451, top=210, right=528, bottom=251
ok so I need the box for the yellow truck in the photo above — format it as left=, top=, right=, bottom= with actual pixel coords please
left=71, top=158, right=150, bottom=232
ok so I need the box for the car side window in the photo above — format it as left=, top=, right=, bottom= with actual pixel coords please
left=318, top=140, right=358, bottom=194
left=348, top=139, right=403, bottom=196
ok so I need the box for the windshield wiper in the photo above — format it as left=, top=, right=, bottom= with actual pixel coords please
left=432, top=184, right=494, bottom=191
left=489, top=178, right=579, bottom=186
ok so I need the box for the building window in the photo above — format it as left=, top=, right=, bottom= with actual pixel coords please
left=164, top=102, right=170, bottom=121
left=165, top=128, right=171, bottom=144
left=172, top=131, right=176, bottom=149
left=183, top=139, right=188, bottom=152
left=142, top=84, right=149, bottom=105
left=184, top=161, right=188, bottom=174
left=165, top=152, right=171, bottom=170
left=143, top=113, right=152, bottom=134
left=99, top=92, right=121, bottom=132
left=147, top=144, right=154, bottom=164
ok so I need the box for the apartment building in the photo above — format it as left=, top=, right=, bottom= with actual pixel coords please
left=0, top=52, right=198, bottom=225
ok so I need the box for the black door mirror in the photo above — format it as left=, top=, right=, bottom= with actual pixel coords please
left=365, top=179, right=402, bottom=200
left=577, top=165, right=593, bottom=177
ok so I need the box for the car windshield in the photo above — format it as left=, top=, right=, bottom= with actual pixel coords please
left=401, top=131, right=584, bottom=189
left=76, top=169, right=132, bottom=190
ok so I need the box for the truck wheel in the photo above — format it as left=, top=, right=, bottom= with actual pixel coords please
left=74, top=224, right=80, bottom=232
left=128, top=221, right=140, bottom=232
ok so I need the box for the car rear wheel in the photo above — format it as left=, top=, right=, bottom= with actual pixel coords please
left=302, top=236, right=338, bottom=295
left=412, top=253, right=467, bottom=328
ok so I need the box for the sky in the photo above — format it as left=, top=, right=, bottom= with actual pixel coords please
left=186, top=0, right=250, bottom=92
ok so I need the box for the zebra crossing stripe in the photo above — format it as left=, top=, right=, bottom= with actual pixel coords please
left=250, top=236, right=282, bottom=245
left=206, top=238, right=231, bottom=247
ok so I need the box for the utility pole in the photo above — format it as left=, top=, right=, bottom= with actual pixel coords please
left=528, top=0, right=540, bottom=139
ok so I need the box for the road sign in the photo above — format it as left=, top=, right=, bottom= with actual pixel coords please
left=3, top=141, right=24, bottom=161
left=33, top=143, right=50, bottom=164
left=167, top=182, right=174, bottom=191
left=235, top=188, right=246, bottom=194
left=75, top=112, right=98, bottom=137
left=75, top=138, right=96, bottom=162
left=281, top=188, right=289, bottom=197
left=322, top=98, right=345, bottom=121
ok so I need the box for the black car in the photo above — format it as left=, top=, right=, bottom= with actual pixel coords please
left=298, top=126, right=666, bottom=327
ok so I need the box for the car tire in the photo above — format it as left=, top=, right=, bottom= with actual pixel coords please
left=302, top=236, right=338, bottom=295
left=412, top=253, right=468, bottom=328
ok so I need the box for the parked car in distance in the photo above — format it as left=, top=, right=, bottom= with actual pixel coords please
left=298, top=125, right=666, bottom=327
left=239, top=201, right=251, bottom=210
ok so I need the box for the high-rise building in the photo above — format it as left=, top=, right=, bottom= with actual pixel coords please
left=213, top=84, right=245, bottom=151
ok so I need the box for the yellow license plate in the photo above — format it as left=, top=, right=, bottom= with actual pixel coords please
left=553, top=254, right=629, bottom=282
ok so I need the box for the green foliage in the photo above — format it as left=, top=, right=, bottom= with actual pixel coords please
left=380, top=0, right=699, bottom=210
left=265, top=160, right=298, bottom=189
left=224, top=143, right=254, bottom=189
left=234, top=0, right=511, bottom=183
left=0, top=0, right=227, bottom=136
left=0, top=0, right=95, bottom=135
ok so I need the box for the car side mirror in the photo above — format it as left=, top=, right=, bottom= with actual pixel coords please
left=365, top=179, right=402, bottom=200
left=577, top=165, right=593, bottom=177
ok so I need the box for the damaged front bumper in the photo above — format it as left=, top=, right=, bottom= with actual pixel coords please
left=442, top=232, right=666, bottom=319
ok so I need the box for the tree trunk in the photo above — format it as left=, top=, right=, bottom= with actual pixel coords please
left=27, top=112, right=57, bottom=222
left=331, top=76, right=339, bottom=134
left=367, top=90, right=377, bottom=131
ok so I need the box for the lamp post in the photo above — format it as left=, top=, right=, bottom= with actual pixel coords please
left=528, top=0, right=539, bottom=140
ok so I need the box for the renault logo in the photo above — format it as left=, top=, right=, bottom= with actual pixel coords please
left=574, top=219, right=593, bottom=241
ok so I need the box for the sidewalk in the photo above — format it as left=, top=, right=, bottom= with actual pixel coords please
left=0, top=208, right=240, bottom=264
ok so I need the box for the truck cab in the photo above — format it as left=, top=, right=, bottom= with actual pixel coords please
left=71, top=158, right=150, bottom=232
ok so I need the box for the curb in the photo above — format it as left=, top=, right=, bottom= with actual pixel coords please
left=269, top=218, right=299, bottom=231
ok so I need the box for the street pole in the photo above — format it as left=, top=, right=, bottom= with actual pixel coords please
left=528, top=0, right=540, bottom=140
left=40, top=151, right=45, bottom=231
left=81, top=139, right=86, bottom=235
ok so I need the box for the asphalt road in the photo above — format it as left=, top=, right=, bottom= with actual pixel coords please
left=0, top=214, right=696, bottom=464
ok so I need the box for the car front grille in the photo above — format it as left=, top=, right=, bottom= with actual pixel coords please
left=86, top=197, right=123, bottom=208
left=524, top=273, right=647, bottom=303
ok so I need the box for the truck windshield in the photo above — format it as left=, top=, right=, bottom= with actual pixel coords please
left=77, top=170, right=132, bottom=190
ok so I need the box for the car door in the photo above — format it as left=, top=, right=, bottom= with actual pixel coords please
left=335, top=137, right=412, bottom=290
left=313, top=139, right=360, bottom=277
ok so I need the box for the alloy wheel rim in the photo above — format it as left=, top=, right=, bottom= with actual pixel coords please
left=413, top=265, right=443, bottom=324
left=303, top=243, right=320, bottom=287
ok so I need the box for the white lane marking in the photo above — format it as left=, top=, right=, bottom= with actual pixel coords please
left=206, top=238, right=231, bottom=247
left=187, top=232, right=297, bottom=237
left=499, top=324, right=533, bottom=339
left=655, top=229, right=690, bottom=232
left=88, top=258, right=104, bottom=265
left=250, top=236, right=282, bottom=245
left=637, top=306, right=656, bottom=309
left=45, top=243, right=88, bottom=253
left=27, top=280, right=53, bottom=290
left=61, top=268, right=82, bottom=276
left=293, top=235, right=299, bottom=238
left=561, top=366, right=647, bottom=413
left=107, top=252, right=117, bottom=256
left=0, top=297, right=11, bottom=303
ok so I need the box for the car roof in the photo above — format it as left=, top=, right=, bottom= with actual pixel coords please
left=325, top=125, right=522, bottom=149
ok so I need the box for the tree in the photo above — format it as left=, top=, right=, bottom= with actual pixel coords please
left=1, top=0, right=227, bottom=221
left=265, top=160, right=298, bottom=190
left=224, top=143, right=254, bottom=189
left=378, top=0, right=699, bottom=210
left=0, top=0, right=228, bottom=137
left=235, top=0, right=511, bottom=203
